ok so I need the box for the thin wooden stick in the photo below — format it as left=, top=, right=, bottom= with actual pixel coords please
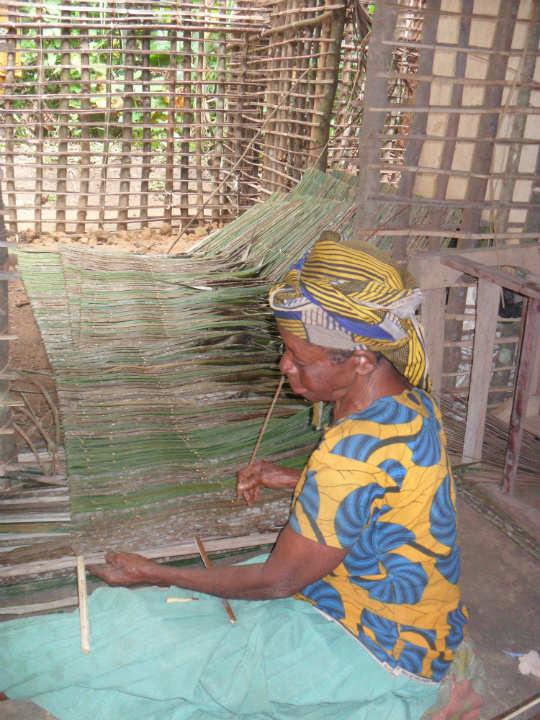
left=193, top=535, right=237, bottom=624
left=248, top=375, right=285, bottom=467
left=0, top=597, right=79, bottom=615
left=76, top=554, right=91, bottom=654
left=234, top=374, right=285, bottom=504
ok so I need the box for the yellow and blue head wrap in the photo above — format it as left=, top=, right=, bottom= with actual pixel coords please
left=269, top=231, right=431, bottom=390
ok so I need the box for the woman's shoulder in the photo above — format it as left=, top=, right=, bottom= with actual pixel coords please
left=317, top=389, right=443, bottom=464
left=334, top=388, right=438, bottom=430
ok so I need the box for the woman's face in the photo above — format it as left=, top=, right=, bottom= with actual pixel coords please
left=278, top=325, right=359, bottom=404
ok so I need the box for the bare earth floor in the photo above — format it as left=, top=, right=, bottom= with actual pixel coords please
left=1, top=498, right=540, bottom=720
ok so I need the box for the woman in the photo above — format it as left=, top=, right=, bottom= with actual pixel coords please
left=0, top=232, right=467, bottom=720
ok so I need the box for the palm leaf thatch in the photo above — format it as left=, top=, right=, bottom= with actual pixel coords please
left=14, top=169, right=364, bottom=563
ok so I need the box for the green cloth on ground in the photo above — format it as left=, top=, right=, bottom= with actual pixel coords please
left=0, top=583, right=438, bottom=720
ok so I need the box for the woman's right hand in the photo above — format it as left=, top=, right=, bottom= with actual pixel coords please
left=236, top=461, right=302, bottom=507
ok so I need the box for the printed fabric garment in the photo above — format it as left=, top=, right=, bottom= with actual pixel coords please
left=290, top=388, right=468, bottom=682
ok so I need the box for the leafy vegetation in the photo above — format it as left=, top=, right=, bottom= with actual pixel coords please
left=14, top=0, right=231, bottom=150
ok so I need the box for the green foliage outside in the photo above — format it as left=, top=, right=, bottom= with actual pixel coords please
left=14, top=0, right=233, bottom=150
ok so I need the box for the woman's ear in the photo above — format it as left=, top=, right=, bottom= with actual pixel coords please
left=352, top=349, right=380, bottom=376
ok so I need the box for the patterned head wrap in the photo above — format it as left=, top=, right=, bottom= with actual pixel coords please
left=269, top=231, right=431, bottom=390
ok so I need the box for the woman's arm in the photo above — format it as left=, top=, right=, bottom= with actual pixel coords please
left=88, top=524, right=347, bottom=601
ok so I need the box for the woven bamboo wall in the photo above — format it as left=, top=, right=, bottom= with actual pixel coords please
left=354, top=0, right=540, bottom=407
left=0, top=0, right=380, bottom=235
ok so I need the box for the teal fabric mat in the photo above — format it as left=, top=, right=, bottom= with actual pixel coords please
left=1, top=585, right=438, bottom=720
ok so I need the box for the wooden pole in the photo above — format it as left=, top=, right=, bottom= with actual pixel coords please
left=139, top=19, right=152, bottom=228
left=211, top=30, right=227, bottom=221
left=3, top=4, right=17, bottom=234
left=308, top=0, right=346, bottom=172
left=503, top=297, right=540, bottom=495
left=98, top=25, right=114, bottom=229
left=354, top=0, right=400, bottom=235
left=0, top=170, right=16, bottom=490
left=117, top=6, right=136, bottom=232
left=55, top=0, right=72, bottom=234
left=393, top=0, right=441, bottom=260
left=34, top=3, right=45, bottom=236
left=194, top=3, right=206, bottom=211
left=76, top=7, right=92, bottom=235
left=165, top=6, right=179, bottom=227
left=179, top=6, right=193, bottom=229
left=76, top=554, right=91, bottom=654
left=193, top=535, right=237, bottom=624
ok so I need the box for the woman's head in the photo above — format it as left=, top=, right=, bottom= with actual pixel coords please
left=269, top=231, right=430, bottom=391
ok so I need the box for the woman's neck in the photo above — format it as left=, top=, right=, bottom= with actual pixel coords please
left=333, top=364, right=411, bottom=422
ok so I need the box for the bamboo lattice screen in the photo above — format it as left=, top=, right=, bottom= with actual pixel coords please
left=352, top=0, right=540, bottom=406
left=0, top=0, right=378, bottom=235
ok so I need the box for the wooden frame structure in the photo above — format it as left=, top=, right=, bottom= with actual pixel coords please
left=353, top=0, right=540, bottom=417
left=0, top=0, right=378, bottom=234
left=409, top=245, right=540, bottom=483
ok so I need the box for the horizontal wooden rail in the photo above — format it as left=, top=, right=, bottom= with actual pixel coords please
left=440, top=255, right=540, bottom=300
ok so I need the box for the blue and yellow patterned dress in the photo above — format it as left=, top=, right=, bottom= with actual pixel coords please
left=290, top=388, right=468, bottom=683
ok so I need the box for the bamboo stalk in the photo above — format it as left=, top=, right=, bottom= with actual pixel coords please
left=76, top=7, right=92, bottom=234
left=55, top=0, right=72, bottom=234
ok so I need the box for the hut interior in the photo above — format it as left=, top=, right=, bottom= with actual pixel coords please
left=1, top=1, right=540, bottom=718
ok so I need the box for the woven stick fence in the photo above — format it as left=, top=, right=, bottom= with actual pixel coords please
left=0, top=0, right=382, bottom=235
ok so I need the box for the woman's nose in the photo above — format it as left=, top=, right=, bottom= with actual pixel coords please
left=280, top=350, right=294, bottom=375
